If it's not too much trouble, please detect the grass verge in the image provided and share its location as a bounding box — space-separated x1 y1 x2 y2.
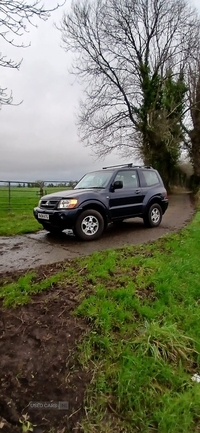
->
0 186 68 235
0 211 41 236
1 212 200 432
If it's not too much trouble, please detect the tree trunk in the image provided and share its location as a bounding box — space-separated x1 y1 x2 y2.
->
189 129 200 182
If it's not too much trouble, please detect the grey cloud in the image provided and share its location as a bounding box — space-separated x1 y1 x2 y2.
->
0 0 136 182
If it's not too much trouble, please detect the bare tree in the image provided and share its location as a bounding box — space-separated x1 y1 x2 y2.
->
60 0 200 176
182 60 200 187
36 179 45 196
0 0 63 107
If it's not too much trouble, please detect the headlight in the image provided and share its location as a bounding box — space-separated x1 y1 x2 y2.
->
58 199 78 209
38 199 41 207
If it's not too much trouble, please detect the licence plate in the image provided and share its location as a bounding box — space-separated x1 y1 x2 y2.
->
38 213 49 220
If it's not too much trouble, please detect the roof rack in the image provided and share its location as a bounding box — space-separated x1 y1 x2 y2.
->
102 163 152 169
102 163 133 169
132 165 153 169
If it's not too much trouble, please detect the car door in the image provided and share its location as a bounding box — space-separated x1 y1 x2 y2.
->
109 169 144 219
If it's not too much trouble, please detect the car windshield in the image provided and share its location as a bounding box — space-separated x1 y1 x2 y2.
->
74 171 112 189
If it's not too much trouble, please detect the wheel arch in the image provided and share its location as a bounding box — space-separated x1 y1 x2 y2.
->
146 196 165 214
80 202 108 227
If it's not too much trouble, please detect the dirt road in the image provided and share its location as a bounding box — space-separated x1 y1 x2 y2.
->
0 192 194 274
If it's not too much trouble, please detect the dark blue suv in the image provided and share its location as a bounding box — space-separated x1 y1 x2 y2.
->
33 164 168 241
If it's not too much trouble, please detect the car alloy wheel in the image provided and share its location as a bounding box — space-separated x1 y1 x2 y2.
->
143 203 162 228
150 207 161 224
81 214 99 236
74 209 104 240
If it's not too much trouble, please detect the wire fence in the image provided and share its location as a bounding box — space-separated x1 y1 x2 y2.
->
0 170 189 213
0 180 77 212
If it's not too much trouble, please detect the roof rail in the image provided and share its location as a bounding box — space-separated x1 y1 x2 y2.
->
102 163 133 169
102 163 153 170
130 165 153 169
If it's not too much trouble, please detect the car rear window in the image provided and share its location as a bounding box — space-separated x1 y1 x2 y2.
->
142 170 160 186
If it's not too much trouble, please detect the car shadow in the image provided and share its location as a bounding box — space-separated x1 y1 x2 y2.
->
44 218 146 244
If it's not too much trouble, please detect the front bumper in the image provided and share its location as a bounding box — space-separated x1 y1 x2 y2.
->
33 207 82 229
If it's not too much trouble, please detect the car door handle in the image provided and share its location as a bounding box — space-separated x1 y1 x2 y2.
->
135 189 140 194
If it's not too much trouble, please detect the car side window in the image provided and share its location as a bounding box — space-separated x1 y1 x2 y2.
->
142 170 160 186
114 170 139 188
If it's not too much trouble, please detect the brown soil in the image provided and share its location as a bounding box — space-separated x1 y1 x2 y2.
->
0 282 90 433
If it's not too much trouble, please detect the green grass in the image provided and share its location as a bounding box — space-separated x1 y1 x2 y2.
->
0 211 41 236
1 213 200 431
0 269 74 307
75 216 200 432
0 186 68 235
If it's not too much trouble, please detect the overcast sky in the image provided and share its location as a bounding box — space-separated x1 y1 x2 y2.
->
0 0 200 182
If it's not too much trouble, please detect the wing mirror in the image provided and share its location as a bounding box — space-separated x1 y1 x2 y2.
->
113 180 123 190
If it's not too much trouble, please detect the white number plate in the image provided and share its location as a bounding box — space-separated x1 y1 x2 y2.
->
38 213 49 220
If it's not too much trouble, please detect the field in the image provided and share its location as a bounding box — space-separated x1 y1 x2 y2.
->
0 185 68 235
0 210 200 432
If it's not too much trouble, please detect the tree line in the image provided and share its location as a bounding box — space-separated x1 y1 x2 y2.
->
16 181 77 188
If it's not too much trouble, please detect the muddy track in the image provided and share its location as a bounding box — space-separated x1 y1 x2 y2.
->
0 192 195 274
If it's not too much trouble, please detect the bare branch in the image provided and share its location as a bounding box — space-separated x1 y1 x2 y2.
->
0 0 65 108
60 0 200 161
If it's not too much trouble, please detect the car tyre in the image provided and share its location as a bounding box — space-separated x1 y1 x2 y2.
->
143 203 162 228
74 209 104 241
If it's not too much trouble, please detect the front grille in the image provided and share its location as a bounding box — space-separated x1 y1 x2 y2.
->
40 198 60 210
